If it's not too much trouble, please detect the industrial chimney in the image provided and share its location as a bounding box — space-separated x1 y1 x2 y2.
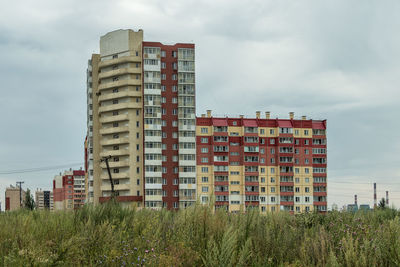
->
374 183 377 208
386 191 389 205
354 195 358 206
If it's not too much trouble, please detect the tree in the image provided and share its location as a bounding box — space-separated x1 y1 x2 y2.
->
378 197 386 209
24 189 35 210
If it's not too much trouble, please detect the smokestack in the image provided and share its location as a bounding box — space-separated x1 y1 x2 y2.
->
206 110 212 118
374 183 377 208
354 195 358 206
265 111 270 119
302 115 307 120
256 111 260 119
386 191 389 205
289 112 294 120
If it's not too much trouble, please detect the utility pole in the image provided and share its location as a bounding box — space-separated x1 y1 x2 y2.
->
16 181 24 207
100 156 115 199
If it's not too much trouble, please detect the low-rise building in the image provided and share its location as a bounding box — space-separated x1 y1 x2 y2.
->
5 185 25 211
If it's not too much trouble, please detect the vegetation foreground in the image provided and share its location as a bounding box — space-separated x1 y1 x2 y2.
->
1 203 399 266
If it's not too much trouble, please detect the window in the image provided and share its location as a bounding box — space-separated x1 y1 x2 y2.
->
113 168 119 173
295 187 300 193
112 99 118 104
271 148 275 154
201 157 208 163
270 129 275 135
295 177 300 183
305 168 310 174
270 168 275 174
305 178 309 183
201 147 208 153
304 130 309 136
260 129 265 134
162 74 166 80
295 168 300 174
161 51 166 57
136 121 139 127
113 122 118 127
271 197 276 203
202 186 208 192
201 127 208 133
161 62 166 69
201 177 208 182
172 74 177 80
294 129 299 135
270 177 275 183
305 197 310 203
201 167 208 173
261 187 265 193
201 137 208 143
271 187 275 193
305 187 310 193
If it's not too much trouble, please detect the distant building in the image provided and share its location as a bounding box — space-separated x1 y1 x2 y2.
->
359 204 371 211
35 190 53 210
347 204 358 212
53 169 85 210
5 185 25 211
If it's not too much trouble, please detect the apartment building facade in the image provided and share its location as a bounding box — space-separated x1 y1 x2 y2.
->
196 111 327 213
5 186 25 211
87 29 196 209
35 190 54 210
53 169 86 210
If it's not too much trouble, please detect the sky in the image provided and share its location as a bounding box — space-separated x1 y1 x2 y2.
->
0 0 399 210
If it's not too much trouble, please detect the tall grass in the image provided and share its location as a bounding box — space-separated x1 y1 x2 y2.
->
0 203 399 266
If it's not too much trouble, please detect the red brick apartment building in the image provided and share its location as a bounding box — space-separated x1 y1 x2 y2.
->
53 169 86 210
196 111 327 213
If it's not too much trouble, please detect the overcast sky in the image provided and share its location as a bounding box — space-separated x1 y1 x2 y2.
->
0 0 399 209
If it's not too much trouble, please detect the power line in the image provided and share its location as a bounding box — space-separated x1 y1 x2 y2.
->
0 163 84 175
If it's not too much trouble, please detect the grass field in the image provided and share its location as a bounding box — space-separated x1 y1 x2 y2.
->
0 202 399 266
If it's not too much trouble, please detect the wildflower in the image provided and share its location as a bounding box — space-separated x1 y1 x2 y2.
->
151 248 154 252
145 250 149 253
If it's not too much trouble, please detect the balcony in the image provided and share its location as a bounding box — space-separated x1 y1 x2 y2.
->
98 91 142 102
100 172 129 180
100 183 130 191
179 195 196 201
99 114 129 124
99 126 129 135
99 56 141 68
98 79 141 91
98 102 141 114
98 68 141 80
99 149 130 157
100 160 130 169
100 137 130 146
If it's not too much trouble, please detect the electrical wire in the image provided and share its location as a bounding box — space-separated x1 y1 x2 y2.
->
0 163 84 175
